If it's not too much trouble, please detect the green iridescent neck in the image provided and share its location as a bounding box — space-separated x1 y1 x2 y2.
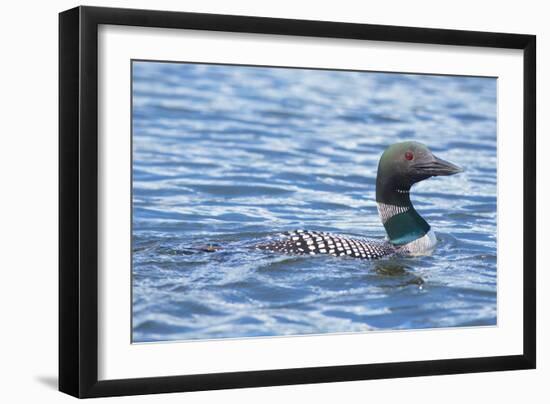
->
382 209 430 245
376 176 430 246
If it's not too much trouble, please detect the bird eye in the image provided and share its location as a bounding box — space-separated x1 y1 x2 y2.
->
405 151 414 161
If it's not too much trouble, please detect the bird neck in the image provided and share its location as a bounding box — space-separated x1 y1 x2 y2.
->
375 178 430 246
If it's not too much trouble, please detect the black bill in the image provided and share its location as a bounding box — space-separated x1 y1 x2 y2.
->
412 155 463 176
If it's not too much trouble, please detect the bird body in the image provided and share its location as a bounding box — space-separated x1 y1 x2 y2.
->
259 230 396 260
258 141 462 260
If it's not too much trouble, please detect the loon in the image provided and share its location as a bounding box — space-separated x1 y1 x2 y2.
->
257 141 463 259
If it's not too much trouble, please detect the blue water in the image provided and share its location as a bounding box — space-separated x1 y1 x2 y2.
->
132 61 497 343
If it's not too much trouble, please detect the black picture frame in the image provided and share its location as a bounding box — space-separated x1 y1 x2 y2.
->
59 5 536 398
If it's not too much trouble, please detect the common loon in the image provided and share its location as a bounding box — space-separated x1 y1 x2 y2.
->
257 141 463 260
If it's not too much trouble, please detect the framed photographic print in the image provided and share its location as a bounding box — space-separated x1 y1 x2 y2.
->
59 6 536 398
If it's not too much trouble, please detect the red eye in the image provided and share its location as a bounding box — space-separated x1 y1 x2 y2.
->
405 151 414 161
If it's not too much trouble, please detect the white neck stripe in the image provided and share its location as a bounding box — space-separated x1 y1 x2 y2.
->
377 202 410 224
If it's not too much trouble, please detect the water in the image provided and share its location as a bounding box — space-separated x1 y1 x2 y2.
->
131 61 497 343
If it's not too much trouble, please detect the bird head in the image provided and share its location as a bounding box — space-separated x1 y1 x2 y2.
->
377 141 463 190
